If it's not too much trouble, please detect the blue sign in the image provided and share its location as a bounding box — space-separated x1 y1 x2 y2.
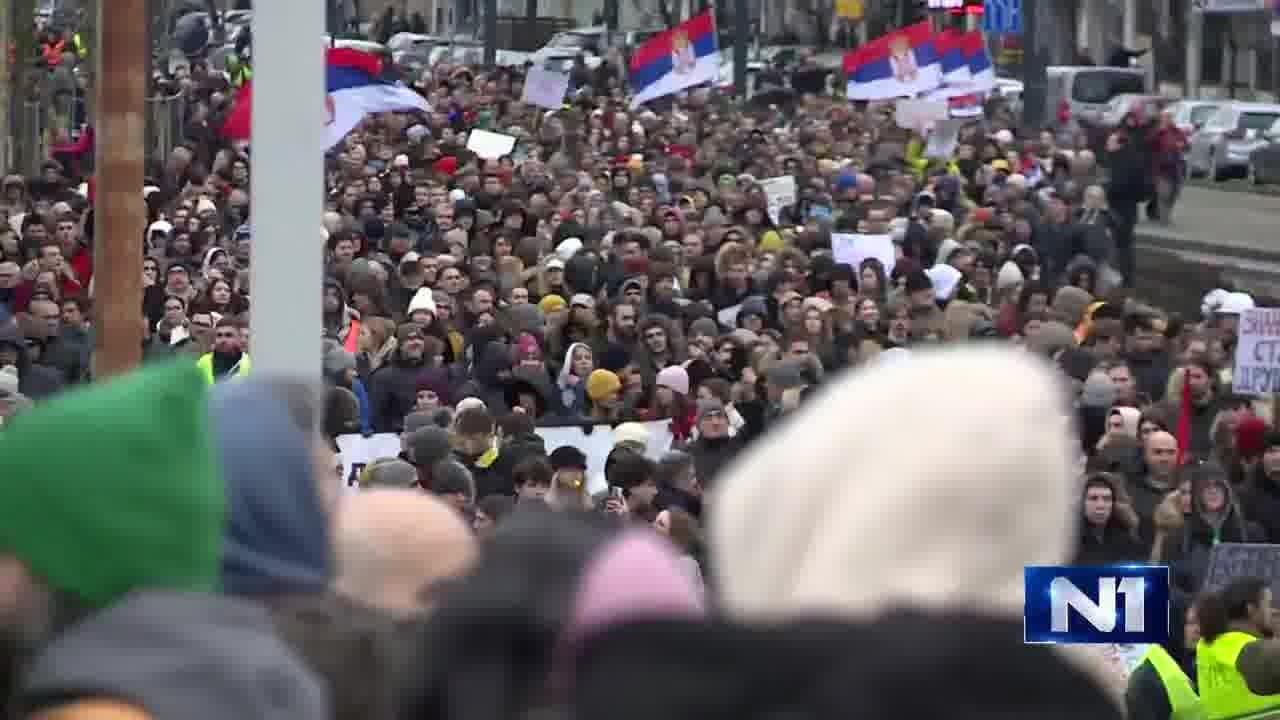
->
1024 565 1170 644
982 0 1023 33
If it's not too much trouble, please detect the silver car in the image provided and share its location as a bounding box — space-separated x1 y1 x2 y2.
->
1187 102 1280 181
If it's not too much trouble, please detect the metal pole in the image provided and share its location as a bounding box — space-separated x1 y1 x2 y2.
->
733 0 748 98
250 0 323 379
483 0 497 66
1020 0 1047 130
93 0 147 378
1187 3 1203 98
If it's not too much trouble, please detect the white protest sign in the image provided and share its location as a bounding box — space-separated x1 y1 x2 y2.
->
831 233 896 276
894 99 949 132
521 66 571 110
717 303 742 329
1234 307 1280 394
335 432 403 494
466 129 517 159
926 118 964 159
334 420 675 496
758 175 797 225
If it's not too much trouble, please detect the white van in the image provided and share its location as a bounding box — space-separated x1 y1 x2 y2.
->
1045 66 1147 128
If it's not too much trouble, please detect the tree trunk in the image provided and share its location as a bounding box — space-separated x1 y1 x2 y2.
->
13 0 36 174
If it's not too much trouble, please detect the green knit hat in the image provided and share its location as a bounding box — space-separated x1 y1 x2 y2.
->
0 362 224 608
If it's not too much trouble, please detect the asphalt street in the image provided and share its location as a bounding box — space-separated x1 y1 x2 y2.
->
1135 185 1280 318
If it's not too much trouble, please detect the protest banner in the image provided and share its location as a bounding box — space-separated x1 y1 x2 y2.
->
759 176 797 225
466 129 517 159
1203 543 1280 600
1234 307 1280 394
831 233 896 275
521 66 570 110
335 419 675 496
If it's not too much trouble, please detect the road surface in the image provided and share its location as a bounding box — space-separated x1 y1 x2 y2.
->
1135 185 1280 318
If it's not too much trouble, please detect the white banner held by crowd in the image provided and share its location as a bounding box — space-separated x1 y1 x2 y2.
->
521 66 571 110
759 175 797 225
1234 307 1280 394
335 420 675 496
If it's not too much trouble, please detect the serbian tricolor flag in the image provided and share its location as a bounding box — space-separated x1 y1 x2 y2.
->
220 48 430 150
935 29 972 87
843 22 941 101
629 10 720 109
926 31 994 100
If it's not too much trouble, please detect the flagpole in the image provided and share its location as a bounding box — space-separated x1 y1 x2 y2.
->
250 0 324 383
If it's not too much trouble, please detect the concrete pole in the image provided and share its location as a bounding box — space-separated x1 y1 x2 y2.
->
1123 0 1137 54
249 0 323 379
93 0 147 378
1187 3 1202 98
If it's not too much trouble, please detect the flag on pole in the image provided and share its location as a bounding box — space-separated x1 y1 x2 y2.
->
221 48 430 149
843 22 943 100
629 10 721 109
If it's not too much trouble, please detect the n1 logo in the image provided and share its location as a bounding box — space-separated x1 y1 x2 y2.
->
1024 565 1170 644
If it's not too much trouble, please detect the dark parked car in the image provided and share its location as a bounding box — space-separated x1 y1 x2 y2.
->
1248 118 1280 185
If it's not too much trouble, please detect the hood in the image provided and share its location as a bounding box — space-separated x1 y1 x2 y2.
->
559 342 592 388
572 613 1122 720
19 590 327 720
475 341 515 388
505 366 554 416
200 246 227 277
712 347 1075 621
709 346 1123 704
210 378 332 597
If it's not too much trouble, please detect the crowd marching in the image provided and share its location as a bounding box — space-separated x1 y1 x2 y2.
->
4 5 1280 720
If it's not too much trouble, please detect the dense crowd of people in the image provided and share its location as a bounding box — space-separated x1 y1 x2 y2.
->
5 7 1280 720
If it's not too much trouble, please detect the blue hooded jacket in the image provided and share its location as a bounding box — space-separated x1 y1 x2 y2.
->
209 378 332 596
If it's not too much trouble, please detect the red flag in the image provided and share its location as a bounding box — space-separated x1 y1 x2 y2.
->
220 81 252 141
1175 372 1192 465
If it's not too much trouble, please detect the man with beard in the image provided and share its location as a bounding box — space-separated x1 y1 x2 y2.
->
0 363 325 719
369 322 430 433
195 316 251 384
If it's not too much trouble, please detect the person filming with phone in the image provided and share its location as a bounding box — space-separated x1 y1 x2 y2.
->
600 449 659 522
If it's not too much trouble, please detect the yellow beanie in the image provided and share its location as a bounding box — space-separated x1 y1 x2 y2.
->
586 369 622 402
539 294 567 313
758 229 784 252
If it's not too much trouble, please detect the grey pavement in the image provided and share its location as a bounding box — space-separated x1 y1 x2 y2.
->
1138 185 1280 262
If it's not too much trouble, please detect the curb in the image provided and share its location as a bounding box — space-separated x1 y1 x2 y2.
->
1136 228 1280 266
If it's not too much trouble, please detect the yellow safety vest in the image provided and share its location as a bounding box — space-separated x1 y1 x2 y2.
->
1140 644 1206 720
195 352 252 384
1197 631 1280 720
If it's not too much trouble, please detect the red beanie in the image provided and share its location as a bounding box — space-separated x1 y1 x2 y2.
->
1236 416 1269 461
432 156 458 177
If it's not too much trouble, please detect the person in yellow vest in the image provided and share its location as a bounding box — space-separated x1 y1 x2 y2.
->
1196 576 1280 719
1127 592 1206 720
196 317 251 384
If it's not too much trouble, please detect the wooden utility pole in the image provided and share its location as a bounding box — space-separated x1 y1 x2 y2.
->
0 1 11 174
93 0 147 378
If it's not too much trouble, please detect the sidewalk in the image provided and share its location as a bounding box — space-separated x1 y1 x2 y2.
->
1137 185 1280 263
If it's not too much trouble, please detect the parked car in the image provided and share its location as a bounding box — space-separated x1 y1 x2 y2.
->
1093 93 1170 130
1247 118 1280 185
1045 65 1147 129
1187 102 1280 181
1166 99 1224 137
